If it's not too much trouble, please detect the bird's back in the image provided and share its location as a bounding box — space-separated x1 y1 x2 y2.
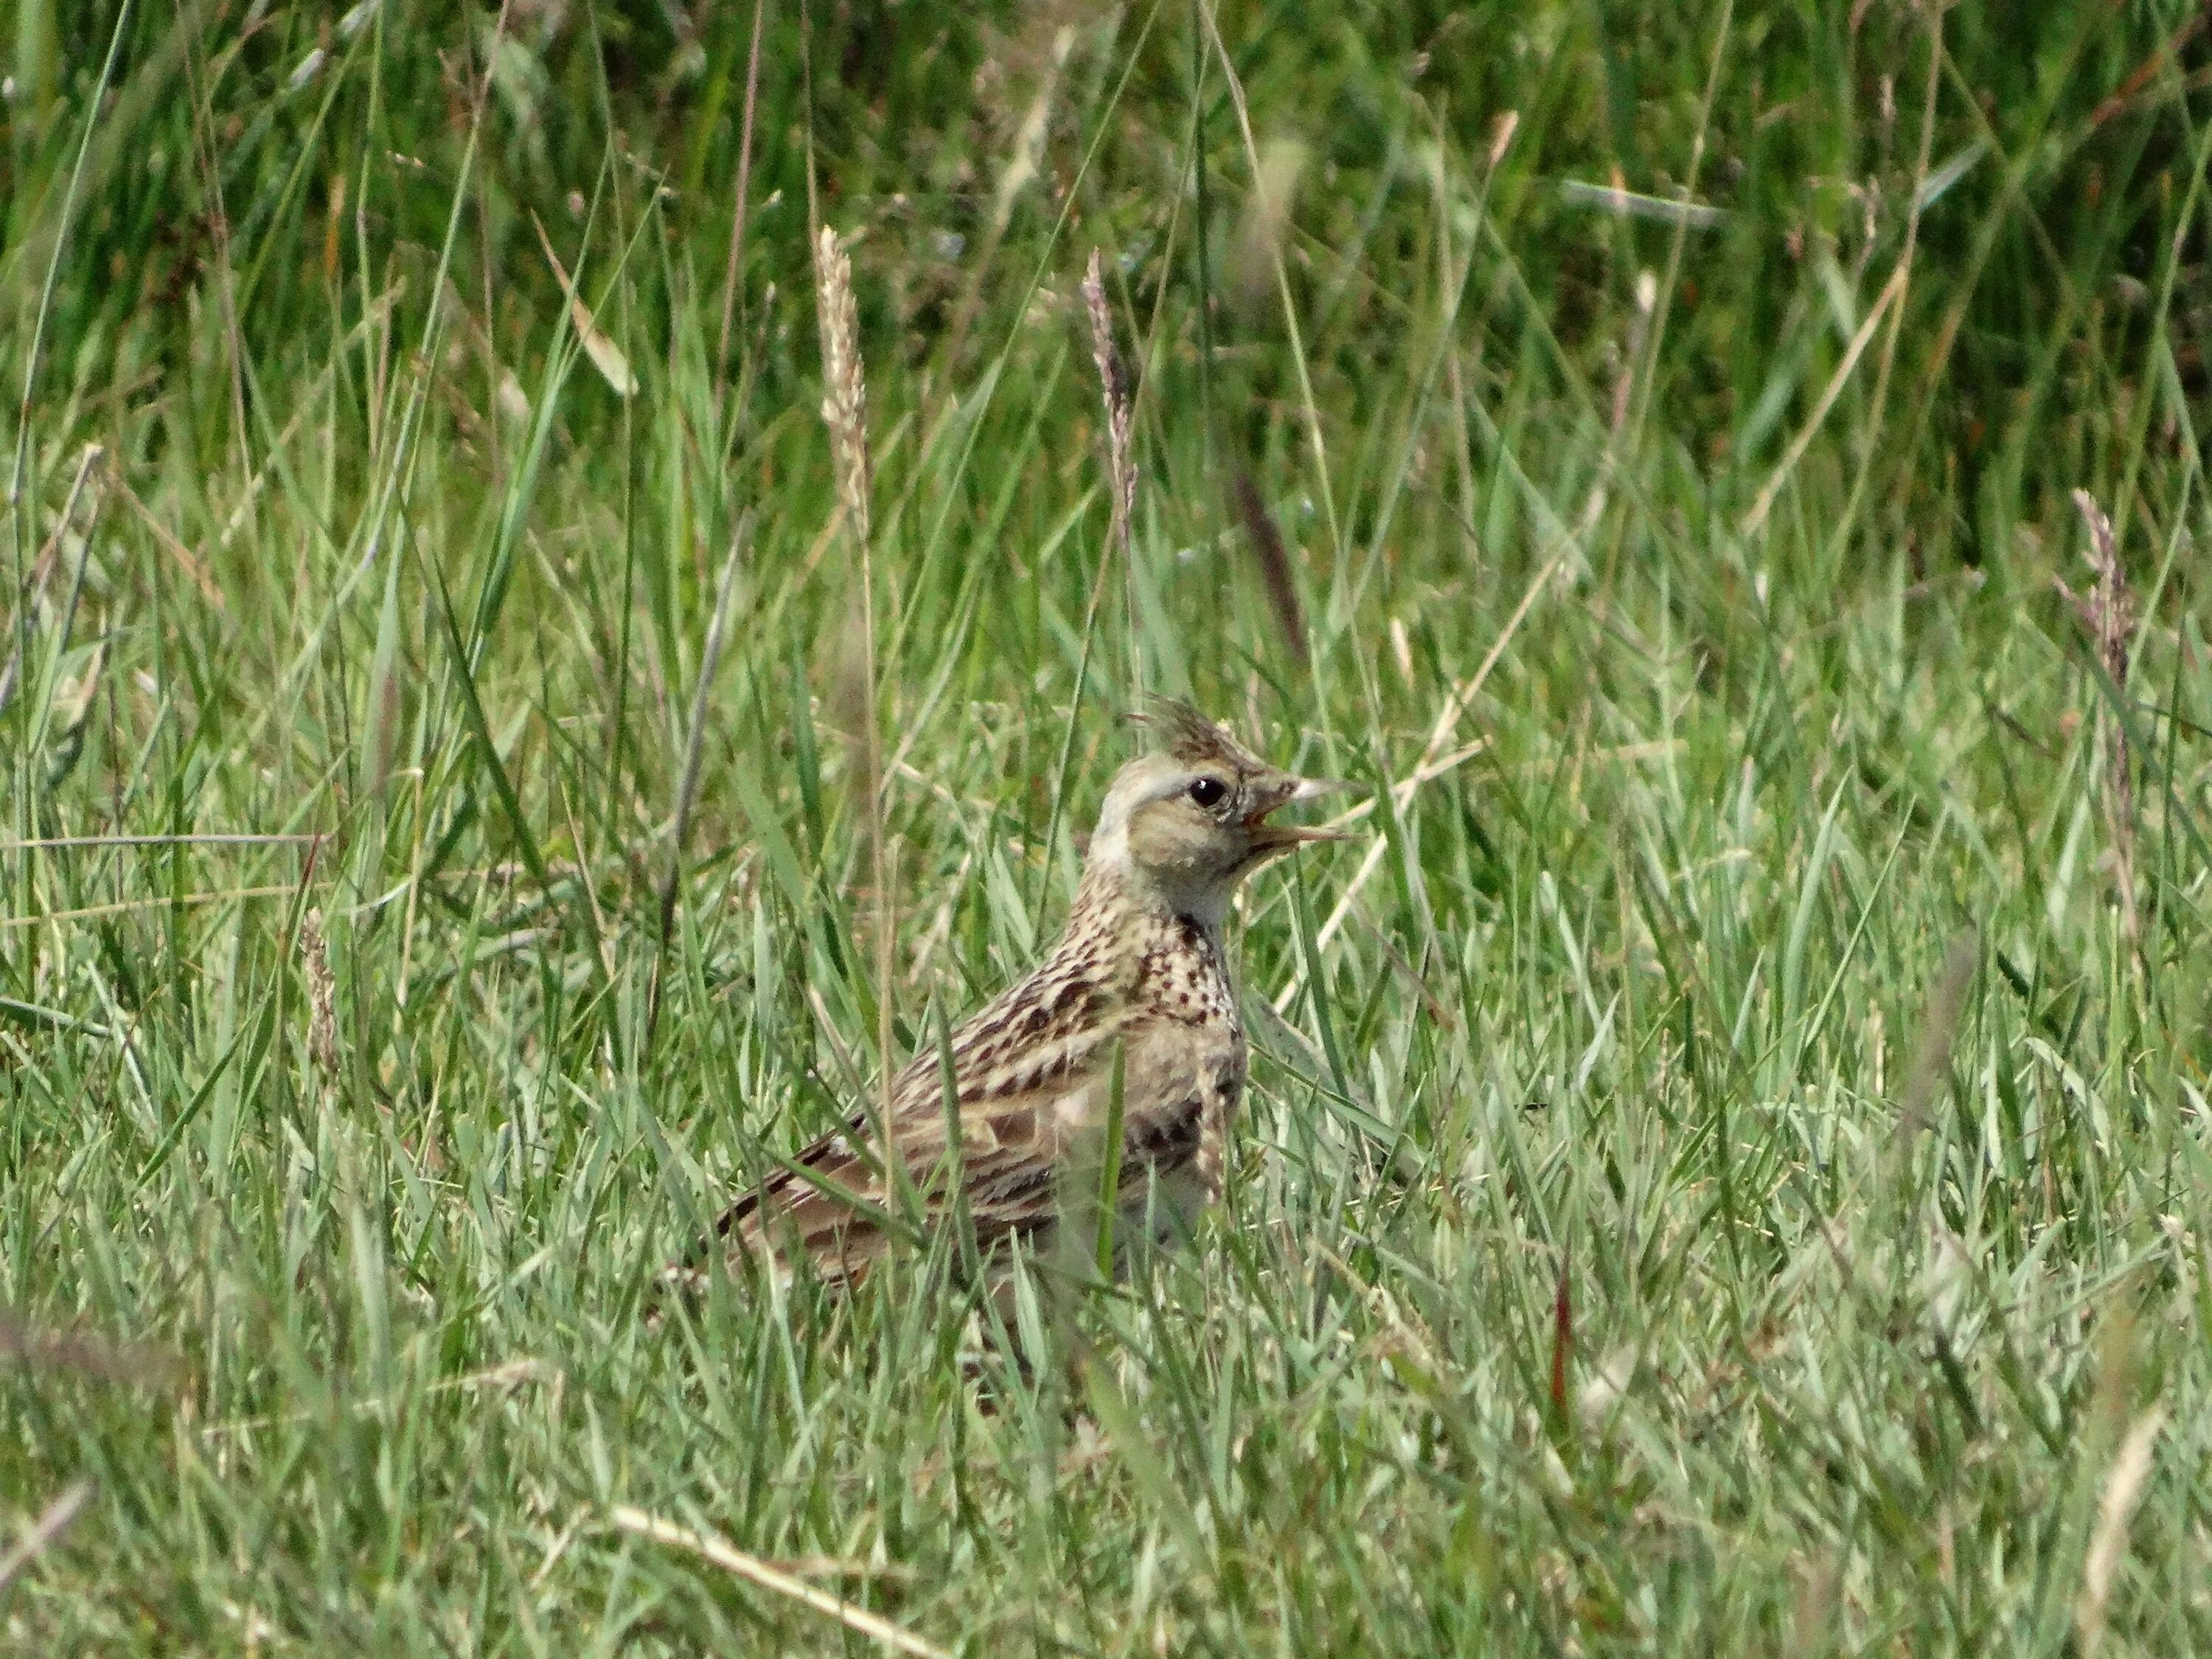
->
708 891 1245 1284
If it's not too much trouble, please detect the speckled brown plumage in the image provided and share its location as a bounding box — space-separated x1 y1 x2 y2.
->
668 701 1342 1291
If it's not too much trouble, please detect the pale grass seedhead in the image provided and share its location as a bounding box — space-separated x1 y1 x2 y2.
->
2073 1301 2162 1654
814 225 872 547
2062 488 2141 943
1081 248 1136 563
1790 1552 1842 1655
989 25 1076 229
1486 109 1520 170
302 905 340 1084
813 220 894 1165
2064 489 2138 698
1575 1343 1637 1430
2076 1404 2166 1653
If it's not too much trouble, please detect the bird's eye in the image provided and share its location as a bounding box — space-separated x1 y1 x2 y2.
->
1187 776 1227 809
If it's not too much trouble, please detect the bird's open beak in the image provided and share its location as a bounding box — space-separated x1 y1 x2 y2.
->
1245 774 1353 850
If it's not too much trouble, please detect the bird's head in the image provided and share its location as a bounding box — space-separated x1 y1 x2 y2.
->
1085 700 1346 928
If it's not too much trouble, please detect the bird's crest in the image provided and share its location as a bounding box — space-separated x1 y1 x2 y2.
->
1133 698 1267 774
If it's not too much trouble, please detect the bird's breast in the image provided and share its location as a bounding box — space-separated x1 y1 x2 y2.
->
1134 916 1240 1033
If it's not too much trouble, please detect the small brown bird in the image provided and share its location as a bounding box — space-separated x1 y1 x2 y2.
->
672 701 1343 1292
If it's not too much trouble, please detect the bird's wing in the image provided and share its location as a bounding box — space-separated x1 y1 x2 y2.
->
694 962 1118 1277
742 1024 1231 1275
684 946 1236 1286
707 1086 1065 1283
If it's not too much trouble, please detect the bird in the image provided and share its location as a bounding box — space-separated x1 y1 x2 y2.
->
667 700 1344 1295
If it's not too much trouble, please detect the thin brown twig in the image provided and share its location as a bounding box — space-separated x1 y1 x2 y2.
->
2090 5 2211 131
1229 470 1307 669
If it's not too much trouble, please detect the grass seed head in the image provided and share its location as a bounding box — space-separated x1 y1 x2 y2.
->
2063 489 2143 940
1082 248 1137 560
814 225 872 548
301 906 341 1084
2064 489 2137 690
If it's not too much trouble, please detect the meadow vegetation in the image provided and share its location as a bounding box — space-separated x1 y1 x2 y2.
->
3 0 2211 1650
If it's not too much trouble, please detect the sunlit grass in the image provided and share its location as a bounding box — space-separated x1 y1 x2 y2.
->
3 1 2209 1652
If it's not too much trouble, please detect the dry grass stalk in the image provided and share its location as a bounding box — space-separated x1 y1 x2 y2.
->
301 906 340 1084
0 1478 94 1594
531 215 636 398
1270 541 1570 1011
1739 258 1907 538
609 1505 950 1659
2076 1405 2166 1652
1228 470 1307 669
1081 248 1136 565
1487 110 1520 170
813 224 896 1170
2061 489 2141 945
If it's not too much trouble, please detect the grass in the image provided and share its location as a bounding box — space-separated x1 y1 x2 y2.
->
4 0 2211 1650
